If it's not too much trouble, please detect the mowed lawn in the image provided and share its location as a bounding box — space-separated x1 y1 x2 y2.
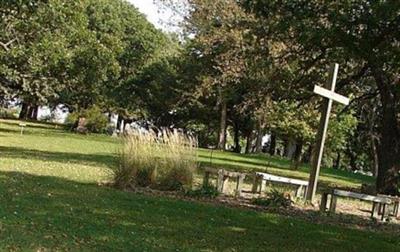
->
0 119 398 251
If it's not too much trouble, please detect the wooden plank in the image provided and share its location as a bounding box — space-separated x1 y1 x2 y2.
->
256 172 308 186
313 85 350 105
333 189 392 204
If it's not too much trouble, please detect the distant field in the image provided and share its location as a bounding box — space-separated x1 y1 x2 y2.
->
0 119 396 251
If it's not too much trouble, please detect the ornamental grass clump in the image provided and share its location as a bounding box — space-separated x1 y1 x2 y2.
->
114 128 198 191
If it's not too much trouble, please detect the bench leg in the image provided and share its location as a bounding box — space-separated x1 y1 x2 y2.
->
295 186 303 198
235 175 244 197
394 202 400 218
303 186 308 199
329 195 337 214
203 172 210 187
260 180 266 194
378 203 383 215
251 175 261 193
371 202 380 219
320 193 328 212
381 204 389 222
217 170 224 193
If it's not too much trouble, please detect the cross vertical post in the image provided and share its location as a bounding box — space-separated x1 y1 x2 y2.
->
306 63 349 202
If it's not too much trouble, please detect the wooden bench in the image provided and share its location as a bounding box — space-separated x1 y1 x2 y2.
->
251 172 309 199
320 189 392 221
203 167 246 197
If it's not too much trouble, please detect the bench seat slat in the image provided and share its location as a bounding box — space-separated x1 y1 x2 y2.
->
333 189 392 204
256 172 308 186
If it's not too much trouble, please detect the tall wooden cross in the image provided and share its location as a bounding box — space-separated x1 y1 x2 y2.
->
306 63 350 202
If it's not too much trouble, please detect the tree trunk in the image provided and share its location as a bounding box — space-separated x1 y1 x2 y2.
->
309 145 317 168
333 152 341 169
254 120 264 153
217 96 227 151
268 133 276 156
372 68 400 195
303 145 312 164
284 138 297 159
30 105 39 120
233 120 241 153
291 141 303 170
370 137 379 177
116 114 125 134
27 106 34 119
283 139 289 156
19 102 30 120
347 149 357 171
245 132 253 154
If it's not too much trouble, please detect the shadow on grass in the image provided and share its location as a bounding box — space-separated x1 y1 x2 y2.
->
0 121 121 145
0 119 64 130
0 127 20 134
0 146 117 168
0 171 398 251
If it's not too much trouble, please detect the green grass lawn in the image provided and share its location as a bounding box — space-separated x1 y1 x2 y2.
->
0 119 398 251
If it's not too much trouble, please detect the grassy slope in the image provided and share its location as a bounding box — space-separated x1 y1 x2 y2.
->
0 119 398 251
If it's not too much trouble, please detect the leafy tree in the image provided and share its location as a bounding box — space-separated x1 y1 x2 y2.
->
245 0 400 194
181 0 257 150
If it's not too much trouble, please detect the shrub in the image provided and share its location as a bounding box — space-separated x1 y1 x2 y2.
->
185 185 219 199
252 189 293 208
66 106 108 133
65 112 78 129
84 106 108 133
114 128 198 191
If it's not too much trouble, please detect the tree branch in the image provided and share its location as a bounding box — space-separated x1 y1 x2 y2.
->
0 38 17 51
338 89 379 116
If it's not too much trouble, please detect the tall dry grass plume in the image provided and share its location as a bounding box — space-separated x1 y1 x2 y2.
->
114 128 198 190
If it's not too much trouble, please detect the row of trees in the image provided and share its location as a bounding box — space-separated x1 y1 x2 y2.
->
0 0 176 120
153 0 399 194
1 0 399 194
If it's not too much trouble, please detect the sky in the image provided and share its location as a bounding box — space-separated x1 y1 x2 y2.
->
127 0 180 32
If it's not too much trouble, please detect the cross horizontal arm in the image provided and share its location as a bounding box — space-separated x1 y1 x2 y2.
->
313 85 350 105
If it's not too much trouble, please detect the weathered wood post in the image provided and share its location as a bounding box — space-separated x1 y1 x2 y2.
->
217 169 225 193
306 64 350 202
19 123 26 135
